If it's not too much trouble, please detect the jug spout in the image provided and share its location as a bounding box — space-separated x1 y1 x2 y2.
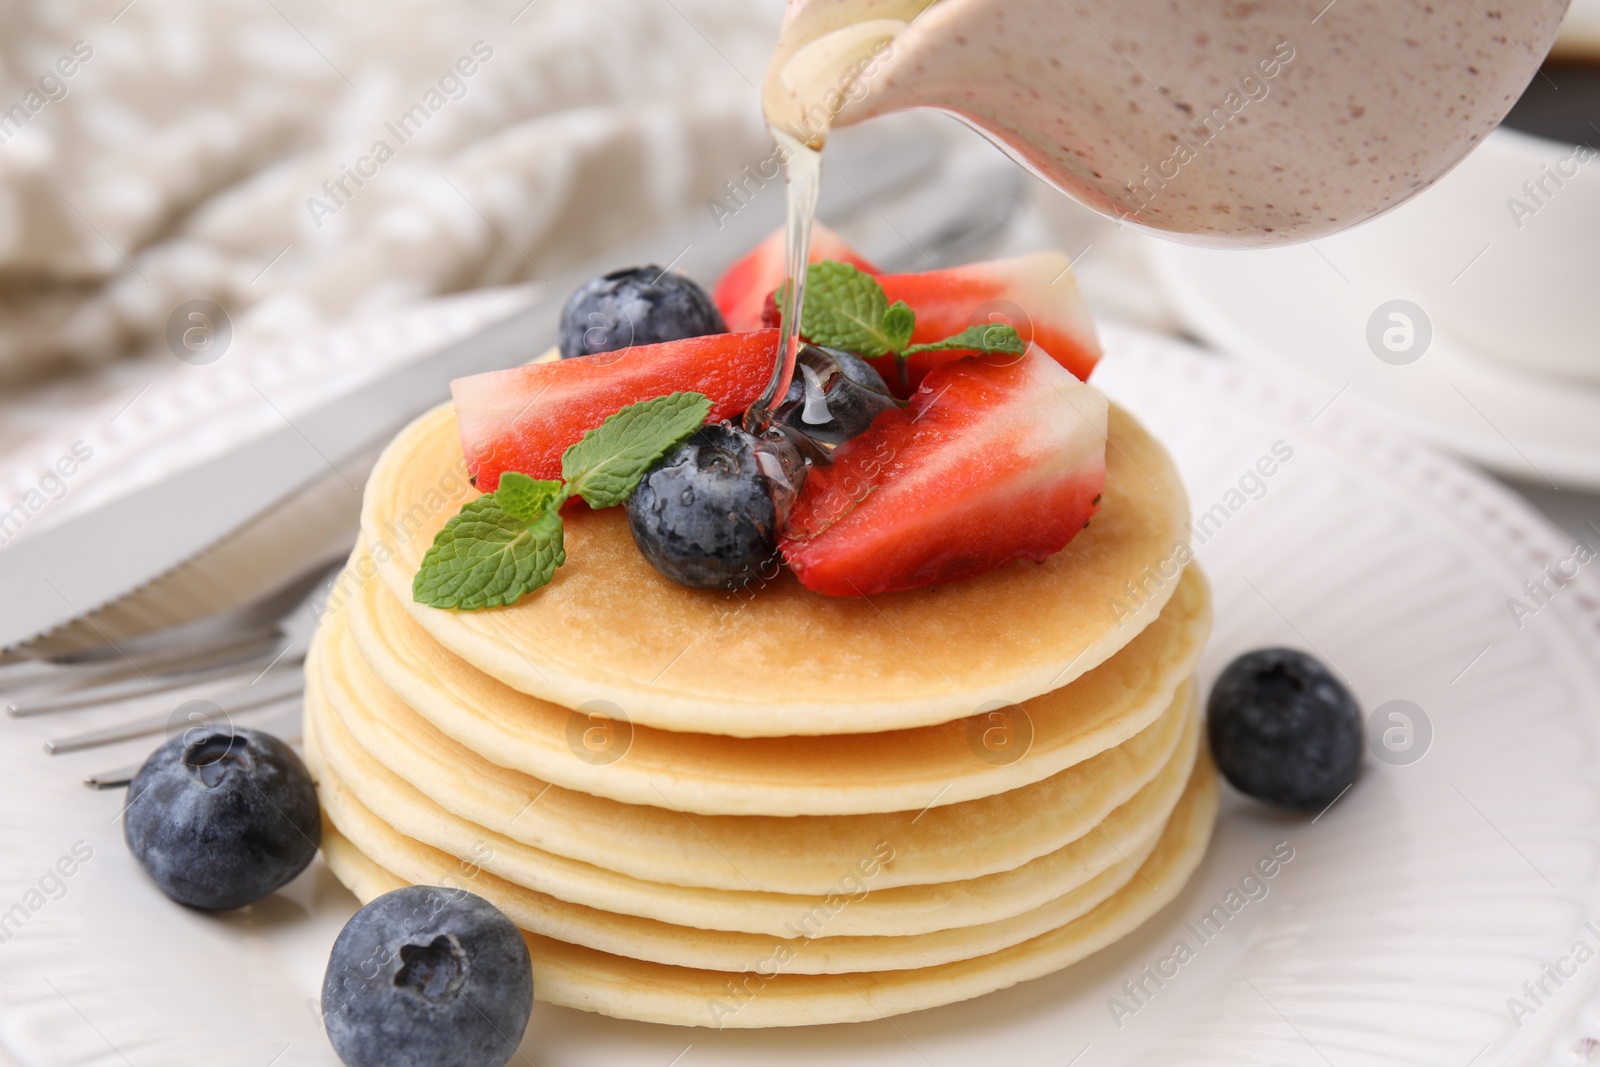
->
764 0 936 149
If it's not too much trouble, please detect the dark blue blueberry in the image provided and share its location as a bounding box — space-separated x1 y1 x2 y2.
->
626 423 779 589
557 266 726 359
1207 648 1363 810
322 886 533 1067
123 727 320 911
774 344 898 449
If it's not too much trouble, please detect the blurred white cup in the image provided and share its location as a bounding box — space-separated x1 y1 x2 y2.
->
1353 125 1600 381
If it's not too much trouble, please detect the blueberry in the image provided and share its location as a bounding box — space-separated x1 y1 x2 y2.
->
626 423 779 589
775 344 897 449
557 266 726 359
123 727 320 910
322 886 533 1067
1207 648 1363 810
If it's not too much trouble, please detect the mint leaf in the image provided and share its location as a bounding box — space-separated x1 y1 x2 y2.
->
415 393 708 611
882 301 915 352
495 472 564 523
801 261 900 358
904 323 1026 357
793 260 1028 367
562 391 711 508
412 496 566 610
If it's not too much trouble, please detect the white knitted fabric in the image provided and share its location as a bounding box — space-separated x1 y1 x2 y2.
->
0 0 780 378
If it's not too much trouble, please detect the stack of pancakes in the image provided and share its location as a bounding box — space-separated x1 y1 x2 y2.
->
304 399 1216 1028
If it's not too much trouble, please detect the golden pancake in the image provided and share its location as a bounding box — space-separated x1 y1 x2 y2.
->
339 559 1210 815
310 778 1156 975
356 401 1191 736
305 682 1200 939
317 747 1218 1027
316 603 1190 892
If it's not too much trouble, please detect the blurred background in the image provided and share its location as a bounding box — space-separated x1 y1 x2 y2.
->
0 0 784 438
0 0 1597 546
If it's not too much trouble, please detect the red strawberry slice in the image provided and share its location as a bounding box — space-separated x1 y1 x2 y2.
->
867 252 1102 393
780 347 1107 597
736 249 1101 394
713 223 878 331
453 330 776 492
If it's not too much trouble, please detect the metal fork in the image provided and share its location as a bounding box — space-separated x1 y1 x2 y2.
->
4 555 343 788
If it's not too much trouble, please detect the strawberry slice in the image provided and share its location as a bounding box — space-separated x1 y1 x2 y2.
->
738 249 1101 394
780 347 1108 597
868 252 1102 392
713 223 878 331
453 330 775 492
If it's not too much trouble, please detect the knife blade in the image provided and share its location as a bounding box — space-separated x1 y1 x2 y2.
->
0 125 947 653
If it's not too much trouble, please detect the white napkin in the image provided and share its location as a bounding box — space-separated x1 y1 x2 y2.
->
0 0 781 378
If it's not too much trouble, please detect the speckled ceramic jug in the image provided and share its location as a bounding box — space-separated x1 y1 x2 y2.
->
765 0 1570 246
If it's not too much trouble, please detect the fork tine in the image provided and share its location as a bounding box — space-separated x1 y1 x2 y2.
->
83 706 306 790
83 762 146 790
46 671 304 755
8 639 294 717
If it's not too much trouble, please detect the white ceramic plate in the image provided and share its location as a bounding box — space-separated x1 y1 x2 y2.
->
4 311 1600 1067
1146 232 1600 494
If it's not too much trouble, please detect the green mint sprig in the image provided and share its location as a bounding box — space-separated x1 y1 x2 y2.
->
801 260 915 358
797 261 1025 388
413 391 711 610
